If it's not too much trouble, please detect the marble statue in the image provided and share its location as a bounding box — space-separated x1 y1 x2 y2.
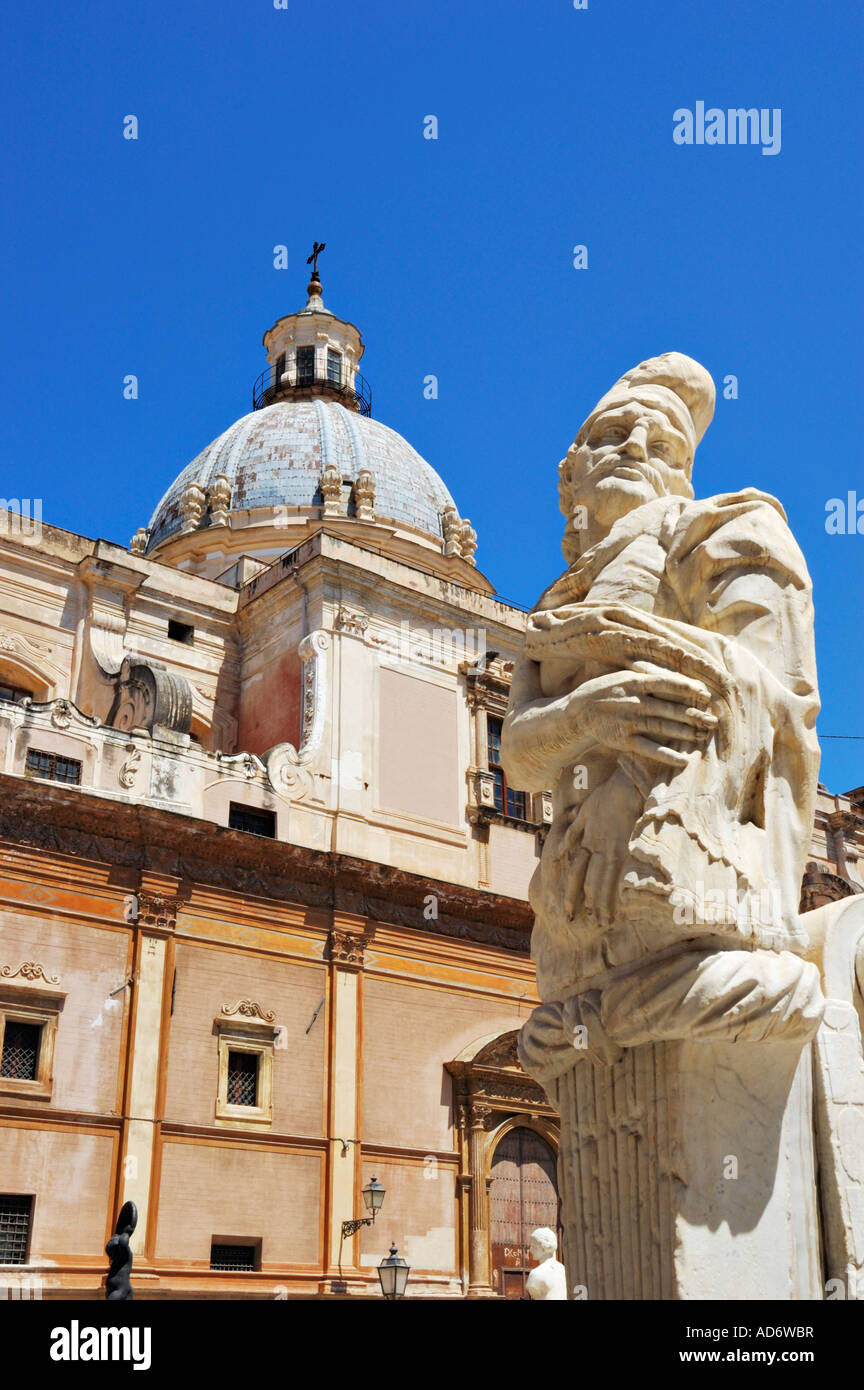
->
503 354 838 1299
526 1227 567 1300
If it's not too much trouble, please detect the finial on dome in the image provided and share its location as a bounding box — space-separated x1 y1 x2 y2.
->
306 240 326 301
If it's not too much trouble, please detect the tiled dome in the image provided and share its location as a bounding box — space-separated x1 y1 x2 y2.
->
146 398 457 553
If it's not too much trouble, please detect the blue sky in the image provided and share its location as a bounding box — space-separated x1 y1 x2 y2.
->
1 0 861 790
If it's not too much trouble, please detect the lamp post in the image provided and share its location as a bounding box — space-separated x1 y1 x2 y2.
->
340 1175 385 1240
377 1244 410 1300
338 1176 386 1276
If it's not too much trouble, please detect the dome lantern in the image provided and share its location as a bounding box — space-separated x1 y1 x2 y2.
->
254 245 371 416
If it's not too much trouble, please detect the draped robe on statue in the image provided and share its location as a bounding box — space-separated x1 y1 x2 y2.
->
515 486 822 1061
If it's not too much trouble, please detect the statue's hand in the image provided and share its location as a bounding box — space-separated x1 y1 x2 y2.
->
564 668 717 769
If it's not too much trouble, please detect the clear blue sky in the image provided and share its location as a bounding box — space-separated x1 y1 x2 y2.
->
1 0 861 790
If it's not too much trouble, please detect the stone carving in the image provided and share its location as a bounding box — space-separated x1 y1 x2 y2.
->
335 606 370 637
1 961 60 984
503 353 827 1299
320 464 343 518
106 655 192 737
265 629 330 801
105 1201 137 1301
353 468 375 522
327 928 371 971
459 519 477 565
208 473 232 526
221 999 276 1022
809 895 864 1299
118 742 141 789
129 529 149 556
526 1228 567 1301
179 481 206 534
441 505 462 558
135 893 183 932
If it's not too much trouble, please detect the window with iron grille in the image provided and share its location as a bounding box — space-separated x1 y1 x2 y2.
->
0 682 32 704
210 1241 257 1272
228 802 276 838
227 1050 258 1107
0 1195 33 1265
487 716 527 820
25 748 82 786
296 345 315 384
0 1022 41 1081
327 348 342 385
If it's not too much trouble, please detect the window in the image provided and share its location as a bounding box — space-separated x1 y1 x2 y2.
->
327 348 342 385
227 1050 258 1107
296 345 315 384
215 1007 277 1128
0 981 64 1102
167 619 194 644
24 749 82 785
0 682 32 704
0 1195 33 1265
228 803 276 838
210 1241 258 1272
487 716 526 820
0 1021 41 1081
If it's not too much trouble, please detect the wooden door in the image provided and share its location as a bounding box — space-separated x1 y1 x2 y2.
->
489 1127 559 1299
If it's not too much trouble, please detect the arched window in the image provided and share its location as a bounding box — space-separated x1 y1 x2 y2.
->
490 1126 560 1299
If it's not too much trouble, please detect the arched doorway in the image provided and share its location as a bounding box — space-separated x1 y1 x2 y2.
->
490 1126 559 1299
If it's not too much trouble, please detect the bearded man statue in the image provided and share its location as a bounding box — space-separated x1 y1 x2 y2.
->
501 354 830 1300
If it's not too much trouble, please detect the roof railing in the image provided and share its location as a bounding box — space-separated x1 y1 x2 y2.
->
252 363 372 416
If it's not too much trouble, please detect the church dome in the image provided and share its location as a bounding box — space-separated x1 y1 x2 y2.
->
145 398 457 553
134 256 478 574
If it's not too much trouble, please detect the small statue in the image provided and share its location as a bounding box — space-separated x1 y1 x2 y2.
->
105 1200 137 1300
526 1226 567 1300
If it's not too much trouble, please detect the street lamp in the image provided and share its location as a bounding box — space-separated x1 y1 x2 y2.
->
341 1176 386 1240
377 1243 410 1300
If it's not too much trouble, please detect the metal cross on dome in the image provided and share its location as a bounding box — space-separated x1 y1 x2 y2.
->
306 241 326 275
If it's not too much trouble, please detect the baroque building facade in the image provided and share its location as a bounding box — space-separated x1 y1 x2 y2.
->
0 269 859 1298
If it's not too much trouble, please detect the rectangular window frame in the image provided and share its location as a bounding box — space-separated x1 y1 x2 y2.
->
486 715 527 821
0 984 64 1102
228 802 276 838
209 1237 261 1272
295 345 315 384
0 1194 34 1267
326 348 342 385
24 748 82 786
215 1016 276 1129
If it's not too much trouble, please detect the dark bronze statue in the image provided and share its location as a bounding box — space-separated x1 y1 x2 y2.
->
105 1200 137 1301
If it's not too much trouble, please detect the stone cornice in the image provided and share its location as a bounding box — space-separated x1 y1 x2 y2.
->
0 774 533 953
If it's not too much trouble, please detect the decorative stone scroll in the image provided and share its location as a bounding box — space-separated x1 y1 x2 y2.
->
265 629 330 802
221 999 276 1022
1 961 60 985
106 655 193 738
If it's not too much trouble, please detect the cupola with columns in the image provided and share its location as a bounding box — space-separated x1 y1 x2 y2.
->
132 247 486 590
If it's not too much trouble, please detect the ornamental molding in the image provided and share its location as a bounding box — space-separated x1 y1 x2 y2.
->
134 892 185 932
15 697 100 731
326 927 373 971
221 999 276 1022
119 742 141 789
265 629 330 802
334 606 370 638
0 961 60 985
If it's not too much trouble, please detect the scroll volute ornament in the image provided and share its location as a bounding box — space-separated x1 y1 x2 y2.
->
106 656 192 736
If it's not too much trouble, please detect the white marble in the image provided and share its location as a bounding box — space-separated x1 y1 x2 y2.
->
504 354 830 1299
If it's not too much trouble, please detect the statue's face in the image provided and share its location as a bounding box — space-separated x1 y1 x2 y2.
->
530 1231 556 1261
561 401 693 541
